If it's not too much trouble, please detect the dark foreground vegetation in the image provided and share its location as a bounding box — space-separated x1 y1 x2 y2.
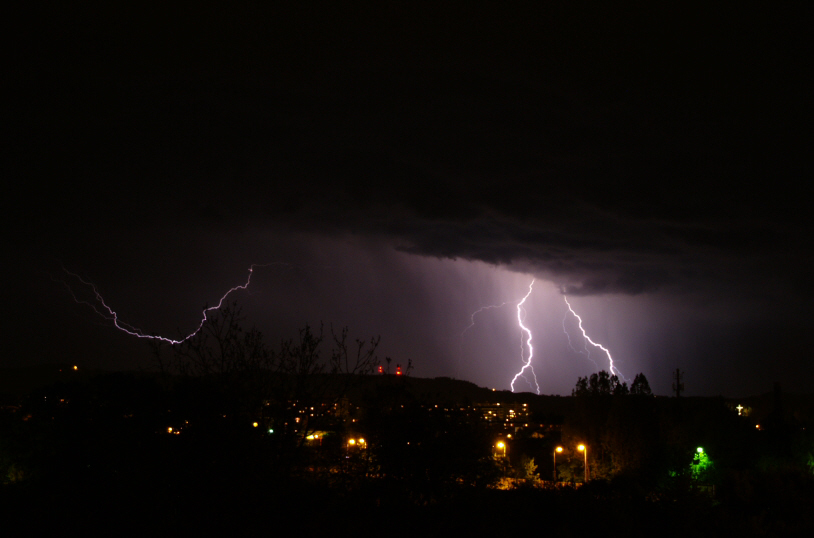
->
3 308 814 536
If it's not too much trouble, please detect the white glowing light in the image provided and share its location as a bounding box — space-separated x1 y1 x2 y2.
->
59 264 282 345
562 311 599 369
563 296 627 381
510 280 540 394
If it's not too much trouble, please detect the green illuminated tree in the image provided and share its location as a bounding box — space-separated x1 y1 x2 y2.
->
691 448 714 482
518 455 538 480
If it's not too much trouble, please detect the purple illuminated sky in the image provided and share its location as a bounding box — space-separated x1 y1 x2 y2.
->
4 3 812 397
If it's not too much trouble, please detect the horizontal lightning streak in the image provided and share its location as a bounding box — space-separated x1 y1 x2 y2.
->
457 302 509 378
461 302 509 338
60 264 277 345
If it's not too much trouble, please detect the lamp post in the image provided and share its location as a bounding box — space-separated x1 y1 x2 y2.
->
496 441 506 458
578 444 588 483
553 446 563 481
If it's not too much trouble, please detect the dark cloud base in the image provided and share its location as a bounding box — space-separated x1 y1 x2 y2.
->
4 3 812 397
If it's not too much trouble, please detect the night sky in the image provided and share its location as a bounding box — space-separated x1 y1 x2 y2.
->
4 2 812 397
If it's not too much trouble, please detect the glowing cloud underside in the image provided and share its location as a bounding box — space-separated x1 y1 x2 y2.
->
563 296 627 381
60 264 272 345
62 262 622 393
511 279 540 394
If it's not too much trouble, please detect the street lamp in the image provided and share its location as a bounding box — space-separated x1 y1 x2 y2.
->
553 446 563 482
577 444 588 483
496 441 506 458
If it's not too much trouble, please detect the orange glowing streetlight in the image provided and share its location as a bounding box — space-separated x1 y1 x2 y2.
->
496 440 506 458
577 444 588 482
553 446 563 481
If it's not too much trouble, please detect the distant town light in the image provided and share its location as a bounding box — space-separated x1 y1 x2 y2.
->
73 365 78 370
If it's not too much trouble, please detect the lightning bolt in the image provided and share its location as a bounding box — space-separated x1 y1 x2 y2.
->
59 263 280 345
562 310 599 369
456 301 508 378
461 303 509 339
563 296 627 381
510 279 540 395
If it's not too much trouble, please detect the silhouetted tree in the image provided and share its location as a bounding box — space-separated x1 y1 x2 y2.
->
150 303 381 475
567 371 614 478
611 375 628 396
572 376 589 396
630 373 652 396
590 370 612 395
567 370 655 478
603 392 661 479
574 370 627 396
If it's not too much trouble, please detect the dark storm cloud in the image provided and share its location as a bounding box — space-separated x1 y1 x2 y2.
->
5 3 812 395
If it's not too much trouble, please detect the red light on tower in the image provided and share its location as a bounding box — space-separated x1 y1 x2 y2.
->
396 365 402 375
378 365 383 374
